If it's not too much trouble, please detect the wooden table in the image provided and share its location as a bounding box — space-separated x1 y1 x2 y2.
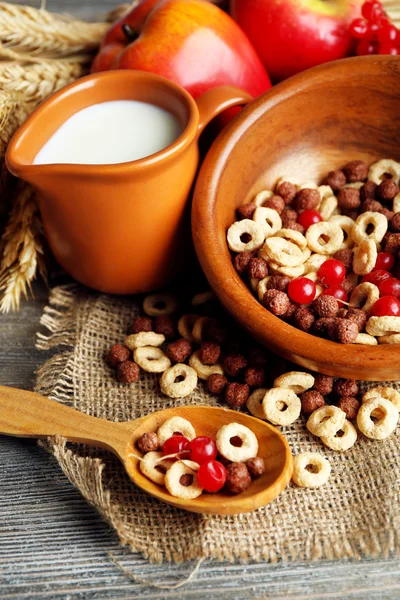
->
1 1 400 598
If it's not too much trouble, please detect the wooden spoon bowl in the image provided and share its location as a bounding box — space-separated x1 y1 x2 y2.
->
0 386 293 515
192 55 400 381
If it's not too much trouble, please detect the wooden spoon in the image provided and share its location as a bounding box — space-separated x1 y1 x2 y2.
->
0 385 293 515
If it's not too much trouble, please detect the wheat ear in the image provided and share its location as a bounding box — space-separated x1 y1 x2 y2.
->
0 183 46 313
0 2 108 58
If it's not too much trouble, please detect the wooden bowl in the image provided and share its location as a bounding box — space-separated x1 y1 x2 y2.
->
192 56 400 381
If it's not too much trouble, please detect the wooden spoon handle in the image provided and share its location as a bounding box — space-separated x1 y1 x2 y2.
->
0 386 130 456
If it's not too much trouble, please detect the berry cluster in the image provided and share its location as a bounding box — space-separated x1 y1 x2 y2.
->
350 0 400 56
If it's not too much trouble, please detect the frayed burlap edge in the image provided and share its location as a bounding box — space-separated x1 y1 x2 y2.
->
34 285 400 564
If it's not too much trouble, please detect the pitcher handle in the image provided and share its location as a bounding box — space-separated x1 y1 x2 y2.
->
195 86 253 135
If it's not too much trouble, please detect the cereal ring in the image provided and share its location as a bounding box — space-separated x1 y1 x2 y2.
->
189 350 224 380
216 422 258 462
318 185 334 200
344 182 363 190
300 181 318 190
177 314 200 341
262 388 301 426
134 347 171 373
302 246 312 262
268 261 305 278
320 420 357 451
292 452 331 488
249 277 260 293
192 316 209 344
329 215 355 249
227 219 265 252
352 240 378 276
393 192 400 214
319 195 338 221
349 282 379 315
303 253 327 273
253 207 282 239
143 293 178 317
368 158 400 185
307 405 346 437
352 211 388 245
254 190 274 207
353 333 378 345
139 451 174 485
165 460 203 499
357 398 399 440
275 228 307 250
304 270 318 282
191 291 215 306
306 222 344 255
275 176 299 190
378 333 400 344
160 364 198 398
362 386 400 410
366 316 400 336
125 331 165 350
157 416 196 445
273 371 315 394
262 237 304 267
246 388 268 419
257 277 271 302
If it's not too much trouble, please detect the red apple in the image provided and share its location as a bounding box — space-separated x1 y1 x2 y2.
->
92 0 271 99
230 0 364 82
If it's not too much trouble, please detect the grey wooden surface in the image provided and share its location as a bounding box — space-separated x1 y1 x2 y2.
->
1 1 400 598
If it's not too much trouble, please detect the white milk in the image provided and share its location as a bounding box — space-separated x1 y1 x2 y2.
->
33 100 183 165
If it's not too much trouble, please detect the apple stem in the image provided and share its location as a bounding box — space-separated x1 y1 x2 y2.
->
121 23 138 43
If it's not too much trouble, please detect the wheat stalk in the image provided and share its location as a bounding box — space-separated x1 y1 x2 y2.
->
0 183 46 313
0 2 108 58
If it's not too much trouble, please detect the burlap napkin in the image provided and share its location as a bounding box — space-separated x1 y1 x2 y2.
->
35 284 400 563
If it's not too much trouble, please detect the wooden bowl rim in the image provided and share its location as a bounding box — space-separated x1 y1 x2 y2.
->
192 56 400 378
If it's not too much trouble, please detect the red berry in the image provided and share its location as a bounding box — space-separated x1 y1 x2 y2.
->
321 285 348 304
377 21 397 43
378 43 399 55
357 39 378 55
362 269 392 285
372 295 400 316
197 460 227 493
189 436 217 464
318 259 346 285
297 209 323 230
350 17 369 38
362 0 383 22
163 435 190 458
373 252 395 272
288 277 316 304
379 277 400 298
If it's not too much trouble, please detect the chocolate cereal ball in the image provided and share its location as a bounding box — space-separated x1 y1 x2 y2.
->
199 341 221 365
107 343 131 369
361 199 383 213
313 295 339 318
225 382 250 407
293 307 315 332
277 181 297 204
337 187 361 210
343 160 368 182
360 180 377 201
346 308 367 332
333 249 353 271
246 457 266 478
223 353 248 377
313 374 334 396
244 367 266 388
390 213 400 233
337 396 360 420
234 251 253 275
325 170 346 191
236 201 256 220
136 432 159 453
336 319 359 344
154 315 176 339
268 276 291 292
131 316 153 334
207 373 228 395
263 289 290 316
225 463 252 494
166 338 193 363
294 188 320 211
334 378 359 397
377 179 399 202
263 194 285 214
248 257 268 279
300 390 325 415
117 361 139 384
